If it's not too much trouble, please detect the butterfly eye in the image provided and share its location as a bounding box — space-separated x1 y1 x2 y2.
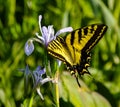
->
73 65 77 69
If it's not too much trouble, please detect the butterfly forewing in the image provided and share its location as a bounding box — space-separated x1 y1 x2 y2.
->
47 36 74 65
63 24 107 65
81 24 108 53
65 24 107 53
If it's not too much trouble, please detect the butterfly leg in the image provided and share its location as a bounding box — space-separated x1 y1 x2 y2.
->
74 74 81 87
71 70 81 87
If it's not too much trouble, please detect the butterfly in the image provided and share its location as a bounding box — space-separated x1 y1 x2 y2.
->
47 24 108 87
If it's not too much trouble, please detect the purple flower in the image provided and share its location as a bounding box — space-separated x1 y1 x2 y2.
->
24 15 73 56
24 39 34 56
19 65 52 100
32 66 46 88
32 66 53 100
19 65 32 84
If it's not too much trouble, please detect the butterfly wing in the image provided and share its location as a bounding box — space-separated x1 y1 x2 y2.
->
47 36 74 66
64 24 107 65
47 24 108 75
47 24 107 86
65 24 108 53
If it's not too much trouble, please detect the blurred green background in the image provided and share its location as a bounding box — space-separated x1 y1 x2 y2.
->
0 0 120 107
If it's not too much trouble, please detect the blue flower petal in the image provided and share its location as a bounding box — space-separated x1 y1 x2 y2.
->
39 68 46 75
36 66 41 71
24 40 34 56
55 27 73 37
35 66 46 76
42 26 48 43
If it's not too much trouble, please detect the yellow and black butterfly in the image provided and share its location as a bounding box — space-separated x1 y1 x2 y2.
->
47 24 108 87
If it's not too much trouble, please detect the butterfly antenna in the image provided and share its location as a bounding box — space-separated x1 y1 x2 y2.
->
85 69 94 79
87 72 96 82
86 71 97 84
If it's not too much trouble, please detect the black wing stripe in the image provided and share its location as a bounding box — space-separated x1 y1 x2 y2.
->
48 50 65 61
78 29 82 43
70 31 75 45
50 37 64 50
82 25 108 52
83 27 88 36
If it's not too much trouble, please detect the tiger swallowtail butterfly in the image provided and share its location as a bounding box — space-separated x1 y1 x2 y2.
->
47 24 108 87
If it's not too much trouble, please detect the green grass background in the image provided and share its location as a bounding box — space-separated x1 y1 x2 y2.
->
0 0 120 107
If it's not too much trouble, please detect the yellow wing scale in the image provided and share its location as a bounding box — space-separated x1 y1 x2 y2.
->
48 36 74 65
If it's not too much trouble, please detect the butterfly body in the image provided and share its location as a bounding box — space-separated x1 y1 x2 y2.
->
47 24 108 86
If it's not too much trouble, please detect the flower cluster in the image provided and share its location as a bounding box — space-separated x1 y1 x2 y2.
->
23 15 73 100
24 15 73 56
19 65 52 100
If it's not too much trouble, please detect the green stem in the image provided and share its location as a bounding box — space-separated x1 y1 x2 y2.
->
29 95 34 107
44 48 59 106
55 70 59 107
44 49 48 72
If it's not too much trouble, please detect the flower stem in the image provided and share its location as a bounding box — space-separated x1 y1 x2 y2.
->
44 48 59 106
55 70 59 107
29 95 34 107
44 49 49 75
